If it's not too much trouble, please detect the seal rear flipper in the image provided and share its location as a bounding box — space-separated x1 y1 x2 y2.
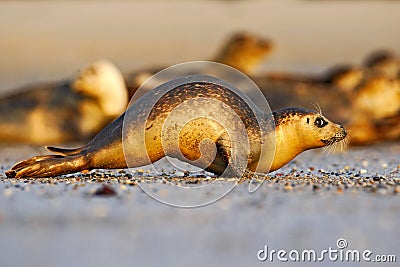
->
5 155 87 178
46 146 84 156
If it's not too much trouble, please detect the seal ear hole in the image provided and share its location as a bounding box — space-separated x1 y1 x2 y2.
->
306 118 310 124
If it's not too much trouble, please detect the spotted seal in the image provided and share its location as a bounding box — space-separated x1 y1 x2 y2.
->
6 80 346 178
364 50 400 79
213 31 273 74
0 59 127 144
125 32 273 99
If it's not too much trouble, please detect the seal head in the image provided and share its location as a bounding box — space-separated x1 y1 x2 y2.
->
73 59 128 117
270 108 347 172
214 31 273 74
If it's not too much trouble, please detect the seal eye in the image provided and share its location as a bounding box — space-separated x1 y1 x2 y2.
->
314 117 328 128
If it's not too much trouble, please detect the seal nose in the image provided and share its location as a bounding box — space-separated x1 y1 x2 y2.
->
340 125 347 137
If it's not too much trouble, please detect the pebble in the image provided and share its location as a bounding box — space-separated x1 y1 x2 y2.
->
361 160 369 167
174 171 185 177
394 186 400 194
359 169 368 174
284 184 293 191
3 188 13 198
119 184 128 191
93 184 117 197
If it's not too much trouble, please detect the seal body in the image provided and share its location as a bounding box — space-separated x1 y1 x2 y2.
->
125 31 272 99
6 80 346 178
364 50 400 79
346 77 400 145
213 32 273 74
256 76 399 146
0 60 127 144
254 53 400 145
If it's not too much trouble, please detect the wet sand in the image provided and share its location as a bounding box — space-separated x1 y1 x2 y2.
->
0 143 399 267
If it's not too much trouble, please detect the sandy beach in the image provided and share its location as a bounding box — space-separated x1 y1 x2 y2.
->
1 143 399 267
0 1 399 266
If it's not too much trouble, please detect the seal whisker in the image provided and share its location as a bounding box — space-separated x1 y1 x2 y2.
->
326 136 348 154
323 141 334 154
311 102 322 115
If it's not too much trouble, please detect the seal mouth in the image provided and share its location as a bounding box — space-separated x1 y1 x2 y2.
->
321 128 347 145
321 136 344 145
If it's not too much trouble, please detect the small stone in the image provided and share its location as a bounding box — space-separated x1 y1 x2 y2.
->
359 169 367 174
119 184 128 191
373 176 381 181
3 188 13 198
93 184 117 197
382 163 388 168
284 184 293 191
175 171 185 177
394 186 400 194
361 160 369 167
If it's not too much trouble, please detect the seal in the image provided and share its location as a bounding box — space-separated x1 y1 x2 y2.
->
364 50 400 79
0 59 127 144
346 76 400 145
125 31 273 99
265 64 364 93
256 73 400 145
6 80 346 178
320 65 364 93
213 31 273 74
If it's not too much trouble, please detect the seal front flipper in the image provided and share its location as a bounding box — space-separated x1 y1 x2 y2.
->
5 154 88 178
